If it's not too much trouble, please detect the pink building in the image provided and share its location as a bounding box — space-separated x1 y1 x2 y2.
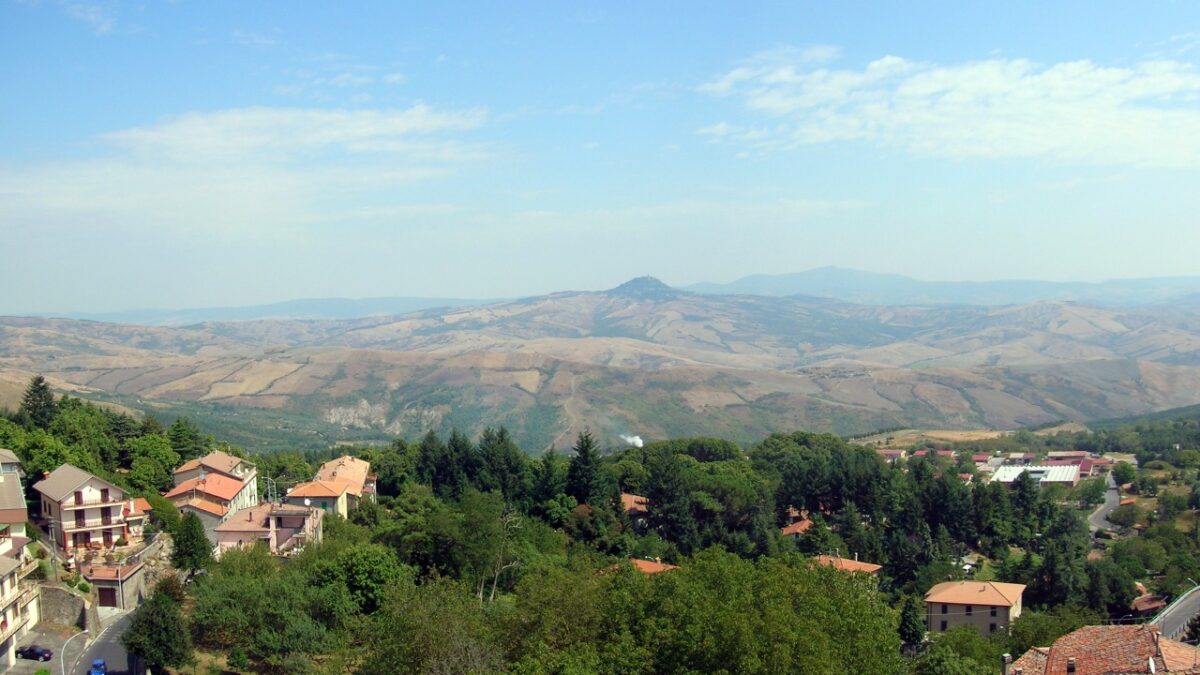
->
214 502 323 557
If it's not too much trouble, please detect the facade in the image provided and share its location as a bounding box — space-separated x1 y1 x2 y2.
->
992 465 1081 489
1009 624 1199 674
925 581 1025 635
172 451 259 514
122 498 152 540
313 455 375 509
81 562 145 609
876 449 907 464
214 502 323 557
33 465 126 551
0 473 28 540
0 449 21 476
0 529 40 670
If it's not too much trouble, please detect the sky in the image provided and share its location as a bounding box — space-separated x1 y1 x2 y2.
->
3 1 1200 313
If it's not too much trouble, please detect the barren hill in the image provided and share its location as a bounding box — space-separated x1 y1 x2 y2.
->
5 279 1200 450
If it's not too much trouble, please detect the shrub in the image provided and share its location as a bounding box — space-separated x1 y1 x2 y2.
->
156 576 186 603
227 647 250 671
30 561 47 581
26 524 41 543
34 546 46 559
115 536 128 547
77 581 91 593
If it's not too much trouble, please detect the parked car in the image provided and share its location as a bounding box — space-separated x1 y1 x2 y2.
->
16 644 53 661
88 658 107 674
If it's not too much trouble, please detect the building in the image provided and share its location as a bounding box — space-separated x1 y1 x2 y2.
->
621 492 650 518
214 502 323 557
172 451 258 514
780 508 813 541
628 559 678 574
813 554 882 575
122 498 152 540
0 449 21 476
0 518 39 670
876 449 907 464
34 465 127 551
0 474 28 541
283 480 350 518
913 450 956 460
1046 451 1091 461
1007 453 1039 466
1009 624 1199 674
925 581 1025 635
991 465 1081 489
81 561 145 609
313 455 375 509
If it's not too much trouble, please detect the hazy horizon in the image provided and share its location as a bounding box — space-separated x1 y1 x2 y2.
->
5 2 1200 313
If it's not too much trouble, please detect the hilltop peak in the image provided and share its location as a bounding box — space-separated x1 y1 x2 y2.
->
607 276 679 300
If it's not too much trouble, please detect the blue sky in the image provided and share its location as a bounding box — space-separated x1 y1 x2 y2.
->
3 1 1200 312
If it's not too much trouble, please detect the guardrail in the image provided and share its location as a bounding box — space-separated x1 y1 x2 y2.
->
1151 584 1200 639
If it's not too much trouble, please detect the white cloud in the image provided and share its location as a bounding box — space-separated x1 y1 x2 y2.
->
232 30 281 47
2 104 491 242
103 104 488 162
699 48 1200 167
62 2 113 34
382 72 407 85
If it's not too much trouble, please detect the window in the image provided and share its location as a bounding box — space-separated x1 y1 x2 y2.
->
74 491 83 506
100 488 109 502
965 605 972 616
941 604 948 614
990 607 997 617
940 620 947 631
990 623 997 633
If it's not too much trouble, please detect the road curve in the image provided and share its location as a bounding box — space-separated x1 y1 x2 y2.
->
1088 472 1120 534
1156 586 1200 639
74 612 134 675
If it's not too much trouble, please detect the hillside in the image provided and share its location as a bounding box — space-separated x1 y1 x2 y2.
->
6 278 1200 451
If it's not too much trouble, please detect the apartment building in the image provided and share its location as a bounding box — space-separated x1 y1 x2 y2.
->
34 464 126 551
925 580 1025 635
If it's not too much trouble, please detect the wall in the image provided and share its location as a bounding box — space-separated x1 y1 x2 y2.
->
39 586 85 628
926 601 1018 636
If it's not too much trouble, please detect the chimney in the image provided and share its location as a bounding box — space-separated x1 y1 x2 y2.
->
1001 653 1011 675
1066 657 1076 674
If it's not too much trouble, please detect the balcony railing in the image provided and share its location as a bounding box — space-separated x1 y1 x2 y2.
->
0 611 28 644
63 518 126 532
62 497 127 510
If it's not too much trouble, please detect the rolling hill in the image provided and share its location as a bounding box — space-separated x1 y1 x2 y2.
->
6 276 1200 452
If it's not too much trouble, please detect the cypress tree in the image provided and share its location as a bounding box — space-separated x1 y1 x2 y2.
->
565 430 604 506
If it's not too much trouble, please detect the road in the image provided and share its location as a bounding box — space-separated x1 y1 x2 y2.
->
1155 586 1200 639
73 612 134 675
1088 472 1120 533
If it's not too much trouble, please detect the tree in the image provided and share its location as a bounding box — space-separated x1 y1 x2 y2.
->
1112 462 1137 485
310 543 409 614
565 430 607 507
1074 478 1107 507
172 511 213 576
476 426 528 504
19 375 57 430
645 451 699 555
167 417 209 461
1185 613 1200 644
899 595 926 648
121 591 193 671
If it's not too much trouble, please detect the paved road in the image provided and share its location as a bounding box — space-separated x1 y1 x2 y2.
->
1088 472 1120 533
73 612 134 675
10 624 72 675
1156 586 1200 639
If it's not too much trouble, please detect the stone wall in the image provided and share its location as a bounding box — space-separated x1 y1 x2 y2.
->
38 586 86 628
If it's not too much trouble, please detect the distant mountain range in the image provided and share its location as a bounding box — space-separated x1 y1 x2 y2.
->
8 275 1200 452
687 267 1200 307
27 268 1200 327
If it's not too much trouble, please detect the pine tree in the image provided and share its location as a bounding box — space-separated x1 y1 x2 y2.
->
898 595 926 647
167 417 208 461
565 430 605 506
171 511 212 576
19 375 57 430
646 450 700 554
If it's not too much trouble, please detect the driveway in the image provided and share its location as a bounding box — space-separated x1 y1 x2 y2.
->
10 623 76 675
1088 472 1120 534
72 612 134 675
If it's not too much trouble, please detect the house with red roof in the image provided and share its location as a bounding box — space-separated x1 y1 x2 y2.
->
1009 624 1199 674
628 558 678 574
284 480 350 518
925 580 1025 636
813 554 882 576
173 451 258 513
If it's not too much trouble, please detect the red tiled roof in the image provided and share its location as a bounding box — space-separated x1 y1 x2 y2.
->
814 555 881 575
288 480 349 498
164 474 244 502
179 498 228 517
972 454 991 463
781 519 812 537
81 561 144 581
124 497 153 517
1130 595 1167 613
1011 624 1199 674
925 581 1025 607
315 455 371 497
174 451 249 479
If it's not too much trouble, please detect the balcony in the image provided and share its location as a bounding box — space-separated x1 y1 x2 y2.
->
63 517 125 533
0 611 28 645
62 497 126 511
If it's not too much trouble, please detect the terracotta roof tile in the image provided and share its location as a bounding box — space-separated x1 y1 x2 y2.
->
164 474 244 502
814 555 882 575
924 580 1025 607
1011 625 1200 675
621 492 650 514
287 480 349 498
315 455 371 496
179 498 227 518
629 559 678 574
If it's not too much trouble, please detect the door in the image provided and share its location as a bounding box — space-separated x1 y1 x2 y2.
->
98 587 117 607
102 530 113 547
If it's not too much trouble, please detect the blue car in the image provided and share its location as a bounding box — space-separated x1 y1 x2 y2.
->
88 659 107 675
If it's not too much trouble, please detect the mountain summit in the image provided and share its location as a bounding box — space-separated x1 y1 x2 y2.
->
606 276 680 301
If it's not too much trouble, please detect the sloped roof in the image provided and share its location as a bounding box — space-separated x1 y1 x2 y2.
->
287 480 349 499
315 455 370 496
629 558 678 574
33 464 120 502
0 448 20 464
1011 625 1200 674
781 519 812 537
924 581 1025 607
164 474 244 502
0 474 25 513
216 502 315 532
174 450 251 478
124 497 153 518
621 492 649 514
178 498 228 518
814 555 882 575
